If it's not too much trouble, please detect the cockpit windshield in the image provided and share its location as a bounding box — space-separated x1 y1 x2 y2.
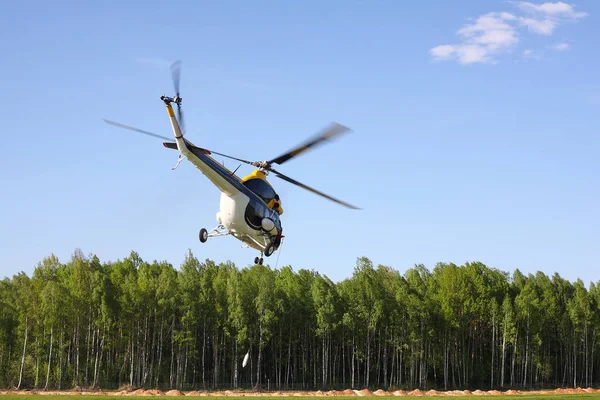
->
243 178 277 204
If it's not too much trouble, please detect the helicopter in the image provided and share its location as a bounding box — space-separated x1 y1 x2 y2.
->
104 60 359 265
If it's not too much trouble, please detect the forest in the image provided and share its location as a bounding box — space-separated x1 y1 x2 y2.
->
0 249 598 392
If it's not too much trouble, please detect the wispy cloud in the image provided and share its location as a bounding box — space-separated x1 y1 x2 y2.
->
522 48 543 60
430 2 587 65
518 17 557 35
517 1 587 35
551 42 570 51
516 1 588 18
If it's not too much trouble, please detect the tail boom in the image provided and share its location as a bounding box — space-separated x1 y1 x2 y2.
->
163 101 241 197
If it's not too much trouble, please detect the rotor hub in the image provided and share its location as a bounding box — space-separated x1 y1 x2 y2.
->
256 161 270 171
161 94 183 105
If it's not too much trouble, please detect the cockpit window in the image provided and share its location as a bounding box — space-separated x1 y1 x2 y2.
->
243 178 277 204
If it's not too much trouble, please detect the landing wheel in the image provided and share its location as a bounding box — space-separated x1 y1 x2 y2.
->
264 242 275 257
254 256 264 265
199 228 208 243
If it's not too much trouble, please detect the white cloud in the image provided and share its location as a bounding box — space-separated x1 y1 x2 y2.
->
523 49 533 55
458 13 519 49
458 44 493 64
552 42 570 50
517 1 588 18
518 17 556 35
430 45 456 60
430 12 518 64
516 1 587 35
430 2 587 65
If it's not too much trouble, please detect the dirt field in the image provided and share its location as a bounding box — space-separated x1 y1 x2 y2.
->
1 388 599 396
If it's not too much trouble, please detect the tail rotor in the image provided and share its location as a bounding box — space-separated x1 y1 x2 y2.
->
170 60 185 135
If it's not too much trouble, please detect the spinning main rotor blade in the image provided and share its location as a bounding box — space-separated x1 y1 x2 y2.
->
103 119 174 142
270 168 360 210
267 122 351 166
103 119 256 164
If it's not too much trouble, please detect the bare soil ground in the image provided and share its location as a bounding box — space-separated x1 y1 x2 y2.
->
0 387 599 396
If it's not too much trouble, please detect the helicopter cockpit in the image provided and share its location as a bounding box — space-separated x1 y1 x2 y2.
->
241 170 283 215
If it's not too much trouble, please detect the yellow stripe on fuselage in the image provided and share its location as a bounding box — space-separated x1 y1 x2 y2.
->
166 104 176 117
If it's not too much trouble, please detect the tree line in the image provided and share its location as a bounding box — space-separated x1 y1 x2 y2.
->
0 249 598 391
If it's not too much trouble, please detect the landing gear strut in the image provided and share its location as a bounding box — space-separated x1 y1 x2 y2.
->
198 224 230 243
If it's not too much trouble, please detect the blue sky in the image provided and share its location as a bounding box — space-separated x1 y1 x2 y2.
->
1 0 598 286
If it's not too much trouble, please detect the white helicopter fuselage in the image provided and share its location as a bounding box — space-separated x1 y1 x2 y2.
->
217 191 270 251
165 105 283 253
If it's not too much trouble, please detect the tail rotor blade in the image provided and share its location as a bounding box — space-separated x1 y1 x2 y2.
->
170 60 185 134
178 106 185 135
171 60 181 96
